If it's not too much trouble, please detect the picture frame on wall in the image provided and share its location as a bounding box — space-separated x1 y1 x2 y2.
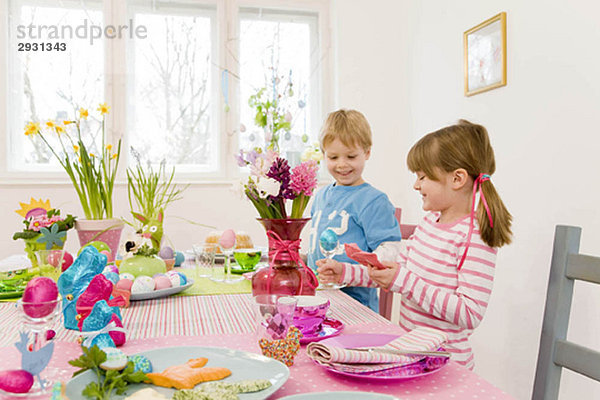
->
464 12 507 96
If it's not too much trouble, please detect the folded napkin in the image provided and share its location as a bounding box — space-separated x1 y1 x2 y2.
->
344 243 387 269
306 327 448 373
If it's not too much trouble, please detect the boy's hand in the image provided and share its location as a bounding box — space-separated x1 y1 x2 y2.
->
316 258 344 284
367 260 399 289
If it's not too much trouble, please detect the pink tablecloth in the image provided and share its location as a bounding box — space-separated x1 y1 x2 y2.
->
0 291 514 399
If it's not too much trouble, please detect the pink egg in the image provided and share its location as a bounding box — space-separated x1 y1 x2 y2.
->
219 229 236 249
61 252 74 272
115 278 133 291
21 277 59 318
100 250 113 262
153 275 172 290
0 370 34 394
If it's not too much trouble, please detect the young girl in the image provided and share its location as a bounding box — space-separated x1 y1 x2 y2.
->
316 120 512 369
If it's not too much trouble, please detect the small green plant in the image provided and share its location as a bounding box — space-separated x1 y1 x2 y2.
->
127 159 188 222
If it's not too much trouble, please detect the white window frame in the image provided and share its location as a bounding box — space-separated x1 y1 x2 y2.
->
0 0 332 185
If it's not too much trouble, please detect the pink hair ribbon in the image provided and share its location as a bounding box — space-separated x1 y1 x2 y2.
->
266 230 319 293
457 173 493 270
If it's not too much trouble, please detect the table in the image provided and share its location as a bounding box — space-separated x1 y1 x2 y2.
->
0 289 514 399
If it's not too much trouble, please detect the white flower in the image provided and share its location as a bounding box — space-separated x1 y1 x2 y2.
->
255 177 280 198
231 178 247 200
301 144 323 163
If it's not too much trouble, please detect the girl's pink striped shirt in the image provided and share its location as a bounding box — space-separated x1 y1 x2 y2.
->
341 212 497 369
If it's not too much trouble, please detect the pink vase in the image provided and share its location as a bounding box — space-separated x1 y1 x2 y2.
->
252 218 317 296
74 219 124 261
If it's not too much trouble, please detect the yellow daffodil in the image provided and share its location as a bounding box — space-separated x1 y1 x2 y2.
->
63 120 74 125
55 125 65 134
79 108 89 120
106 144 113 151
111 153 118 159
24 122 40 136
73 145 79 152
89 153 96 157
46 120 56 129
97 103 110 115
78 156 82 162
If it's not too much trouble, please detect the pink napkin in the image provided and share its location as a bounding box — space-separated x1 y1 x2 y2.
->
306 327 448 373
344 243 387 269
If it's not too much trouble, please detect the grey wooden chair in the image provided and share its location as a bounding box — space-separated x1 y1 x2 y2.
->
532 225 600 399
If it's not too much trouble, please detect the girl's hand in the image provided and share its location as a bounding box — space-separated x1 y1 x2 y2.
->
316 258 344 284
368 261 399 289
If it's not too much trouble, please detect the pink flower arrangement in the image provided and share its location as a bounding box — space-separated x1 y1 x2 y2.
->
237 149 320 219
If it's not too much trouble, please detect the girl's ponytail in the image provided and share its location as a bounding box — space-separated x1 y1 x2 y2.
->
478 180 512 248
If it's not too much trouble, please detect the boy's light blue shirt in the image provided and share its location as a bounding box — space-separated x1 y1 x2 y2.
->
307 182 402 311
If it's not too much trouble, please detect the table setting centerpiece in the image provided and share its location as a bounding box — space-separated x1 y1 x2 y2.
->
236 148 321 297
23 104 124 258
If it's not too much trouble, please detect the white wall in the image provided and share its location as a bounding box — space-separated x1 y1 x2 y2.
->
332 0 600 399
2 1 600 398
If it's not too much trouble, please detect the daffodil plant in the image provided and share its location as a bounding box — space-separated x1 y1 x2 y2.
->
24 104 122 220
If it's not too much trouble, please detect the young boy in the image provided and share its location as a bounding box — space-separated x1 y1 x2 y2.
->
307 109 401 311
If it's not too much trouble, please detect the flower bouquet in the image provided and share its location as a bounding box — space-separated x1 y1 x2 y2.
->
236 148 319 219
12 198 76 265
24 104 125 257
236 148 321 296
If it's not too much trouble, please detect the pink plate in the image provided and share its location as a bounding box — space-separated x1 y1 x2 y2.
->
314 334 449 381
299 318 344 344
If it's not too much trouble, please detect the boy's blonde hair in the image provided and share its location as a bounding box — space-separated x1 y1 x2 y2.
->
407 120 512 248
320 109 372 152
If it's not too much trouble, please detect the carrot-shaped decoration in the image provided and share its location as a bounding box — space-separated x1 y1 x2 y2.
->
146 358 232 390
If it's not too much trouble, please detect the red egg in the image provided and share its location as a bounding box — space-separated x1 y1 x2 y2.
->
21 277 59 318
61 251 74 272
0 370 34 393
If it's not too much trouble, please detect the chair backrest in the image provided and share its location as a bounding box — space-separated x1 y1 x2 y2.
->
532 225 600 399
379 208 415 320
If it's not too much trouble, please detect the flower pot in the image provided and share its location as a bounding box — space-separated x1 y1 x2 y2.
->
252 218 317 296
74 219 124 261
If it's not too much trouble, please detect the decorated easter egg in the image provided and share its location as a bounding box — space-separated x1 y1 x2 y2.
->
165 270 186 287
103 271 120 285
22 277 59 318
103 265 119 275
78 241 111 256
46 329 56 340
158 246 174 260
120 272 134 280
153 275 172 290
129 354 153 374
100 348 128 371
319 229 339 252
119 255 167 278
219 229 236 250
174 251 185 266
131 276 155 294
61 251 74 272
100 250 113 261
115 278 133 291
0 369 34 393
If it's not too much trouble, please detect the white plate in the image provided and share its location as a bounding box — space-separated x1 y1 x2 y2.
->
280 392 399 400
129 278 194 301
65 346 289 399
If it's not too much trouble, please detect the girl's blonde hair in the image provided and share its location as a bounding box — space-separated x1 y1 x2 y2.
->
320 109 372 152
407 120 512 248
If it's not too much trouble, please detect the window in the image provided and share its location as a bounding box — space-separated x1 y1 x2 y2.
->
1 0 330 180
238 8 320 167
6 0 104 172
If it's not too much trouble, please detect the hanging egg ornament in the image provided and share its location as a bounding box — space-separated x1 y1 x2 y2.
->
249 133 256 142
240 123 246 132
302 134 309 143
285 111 293 122
284 131 291 141
298 99 306 108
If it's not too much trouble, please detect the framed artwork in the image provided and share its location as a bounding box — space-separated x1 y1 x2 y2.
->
464 12 507 96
